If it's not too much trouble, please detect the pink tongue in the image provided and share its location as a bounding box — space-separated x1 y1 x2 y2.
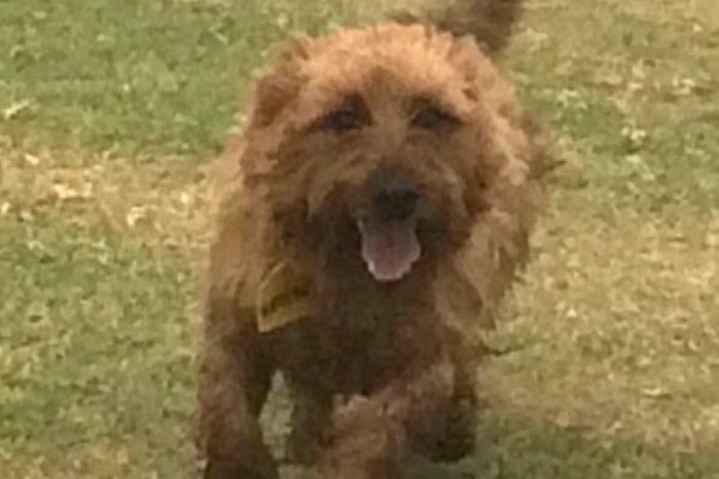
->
359 219 421 282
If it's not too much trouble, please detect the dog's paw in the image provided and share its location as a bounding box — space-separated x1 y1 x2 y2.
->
285 421 331 466
413 400 477 463
203 457 279 479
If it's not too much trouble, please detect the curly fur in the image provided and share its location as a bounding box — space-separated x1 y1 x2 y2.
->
197 1 554 477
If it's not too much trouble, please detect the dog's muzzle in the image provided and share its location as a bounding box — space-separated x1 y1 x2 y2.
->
368 168 420 222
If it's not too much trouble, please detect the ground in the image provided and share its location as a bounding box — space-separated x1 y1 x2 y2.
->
0 0 717 478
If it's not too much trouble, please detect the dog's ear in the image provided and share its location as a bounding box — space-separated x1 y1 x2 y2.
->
250 73 301 128
248 36 311 128
277 35 312 63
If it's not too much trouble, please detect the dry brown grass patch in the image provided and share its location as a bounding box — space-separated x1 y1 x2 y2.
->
1 143 214 256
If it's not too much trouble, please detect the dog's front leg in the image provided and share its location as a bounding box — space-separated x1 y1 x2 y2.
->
197 301 277 479
311 359 455 479
285 379 333 465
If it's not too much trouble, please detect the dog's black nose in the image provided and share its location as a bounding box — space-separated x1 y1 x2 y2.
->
368 169 419 221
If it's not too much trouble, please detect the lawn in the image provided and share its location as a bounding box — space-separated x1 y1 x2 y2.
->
1 0 717 478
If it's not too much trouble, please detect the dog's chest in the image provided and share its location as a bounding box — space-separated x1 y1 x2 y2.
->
278 287 445 395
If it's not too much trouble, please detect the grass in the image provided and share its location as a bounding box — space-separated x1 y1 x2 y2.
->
1 0 718 477
0 214 196 478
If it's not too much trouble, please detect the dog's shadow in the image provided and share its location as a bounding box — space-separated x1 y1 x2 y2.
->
262 376 715 479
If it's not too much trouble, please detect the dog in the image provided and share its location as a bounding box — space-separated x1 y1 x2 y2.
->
197 0 554 477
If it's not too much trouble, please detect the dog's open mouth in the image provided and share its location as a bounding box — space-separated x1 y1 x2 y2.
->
358 218 421 282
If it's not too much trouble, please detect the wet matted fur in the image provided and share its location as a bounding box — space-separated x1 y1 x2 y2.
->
197 1 555 478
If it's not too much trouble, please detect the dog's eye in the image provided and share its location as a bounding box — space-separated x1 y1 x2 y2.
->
321 109 364 133
315 94 370 133
411 105 460 131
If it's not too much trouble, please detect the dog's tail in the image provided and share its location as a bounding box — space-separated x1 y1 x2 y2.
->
392 0 526 56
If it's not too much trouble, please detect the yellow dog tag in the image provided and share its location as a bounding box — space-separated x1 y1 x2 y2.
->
255 262 315 333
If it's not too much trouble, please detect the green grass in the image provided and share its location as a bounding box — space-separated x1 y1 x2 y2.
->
0 214 196 478
1 0 718 477
0 0 346 157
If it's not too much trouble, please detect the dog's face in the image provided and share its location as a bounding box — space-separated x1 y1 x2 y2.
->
241 25 517 283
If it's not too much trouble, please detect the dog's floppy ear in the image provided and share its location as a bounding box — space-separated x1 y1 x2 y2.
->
248 36 311 128
250 73 301 128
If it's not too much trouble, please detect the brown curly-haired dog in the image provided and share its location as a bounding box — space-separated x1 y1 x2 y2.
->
197 1 554 478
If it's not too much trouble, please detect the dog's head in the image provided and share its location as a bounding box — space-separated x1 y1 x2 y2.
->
240 24 533 283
